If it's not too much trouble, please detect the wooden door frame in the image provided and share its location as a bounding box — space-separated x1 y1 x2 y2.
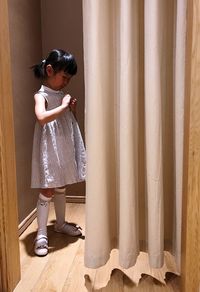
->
181 0 200 291
0 0 199 291
0 0 20 291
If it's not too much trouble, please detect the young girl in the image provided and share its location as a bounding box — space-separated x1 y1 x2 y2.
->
31 49 86 256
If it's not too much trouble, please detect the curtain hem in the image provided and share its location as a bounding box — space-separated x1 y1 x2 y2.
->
84 249 180 290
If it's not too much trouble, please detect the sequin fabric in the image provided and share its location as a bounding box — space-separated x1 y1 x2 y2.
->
31 85 86 188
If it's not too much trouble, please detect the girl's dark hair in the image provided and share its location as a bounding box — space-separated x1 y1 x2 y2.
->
31 49 77 79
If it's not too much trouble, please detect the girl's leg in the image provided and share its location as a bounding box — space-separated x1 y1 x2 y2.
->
53 187 66 227
54 187 82 236
34 188 54 256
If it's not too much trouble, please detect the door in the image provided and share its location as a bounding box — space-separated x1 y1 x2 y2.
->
0 0 20 291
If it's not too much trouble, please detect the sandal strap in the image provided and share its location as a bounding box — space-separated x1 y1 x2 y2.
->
55 222 82 236
34 235 48 249
35 244 48 250
65 222 82 230
75 224 82 230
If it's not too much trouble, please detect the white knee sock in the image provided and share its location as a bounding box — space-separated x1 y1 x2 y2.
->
36 193 51 237
53 188 66 227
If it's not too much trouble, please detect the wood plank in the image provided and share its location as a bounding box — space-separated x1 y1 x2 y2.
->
15 203 86 292
0 0 20 291
32 233 83 290
15 204 180 291
99 270 124 292
62 241 89 292
13 255 49 292
181 0 200 291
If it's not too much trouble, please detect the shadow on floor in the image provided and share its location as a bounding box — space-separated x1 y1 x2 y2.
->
20 221 85 257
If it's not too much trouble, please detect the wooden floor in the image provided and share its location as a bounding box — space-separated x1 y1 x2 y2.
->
14 203 180 292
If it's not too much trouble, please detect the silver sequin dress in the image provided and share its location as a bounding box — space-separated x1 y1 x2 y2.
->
31 85 86 188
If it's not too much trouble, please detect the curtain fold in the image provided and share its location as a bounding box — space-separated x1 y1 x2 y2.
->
118 0 140 268
83 0 186 281
144 0 165 268
174 0 187 270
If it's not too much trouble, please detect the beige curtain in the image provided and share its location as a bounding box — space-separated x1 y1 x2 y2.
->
83 0 186 285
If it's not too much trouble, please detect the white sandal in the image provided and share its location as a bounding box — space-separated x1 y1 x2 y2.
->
54 222 82 237
34 235 48 256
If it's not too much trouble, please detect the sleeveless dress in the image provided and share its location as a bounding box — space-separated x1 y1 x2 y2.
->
31 85 86 188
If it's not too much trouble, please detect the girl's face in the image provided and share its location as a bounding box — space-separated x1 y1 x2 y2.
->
45 65 72 90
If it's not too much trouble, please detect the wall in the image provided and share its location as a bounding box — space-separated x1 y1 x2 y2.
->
8 0 42 223
41 0 85 197
8 0 85 224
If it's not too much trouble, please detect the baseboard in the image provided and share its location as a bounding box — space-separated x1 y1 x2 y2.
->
66 195 85 203
18 208 37 236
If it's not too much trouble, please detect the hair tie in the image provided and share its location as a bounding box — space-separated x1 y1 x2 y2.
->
41 59 46 65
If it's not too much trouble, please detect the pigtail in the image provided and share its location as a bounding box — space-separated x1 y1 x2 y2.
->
31 59 46 79
31 49 77 80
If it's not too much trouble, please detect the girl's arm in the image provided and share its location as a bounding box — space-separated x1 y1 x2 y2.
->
34 93 71 126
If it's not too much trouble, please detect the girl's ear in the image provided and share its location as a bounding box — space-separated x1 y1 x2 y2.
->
46 64 54 77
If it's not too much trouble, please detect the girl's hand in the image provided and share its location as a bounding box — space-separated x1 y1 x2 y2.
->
69 98 77 112
62 94 72 108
